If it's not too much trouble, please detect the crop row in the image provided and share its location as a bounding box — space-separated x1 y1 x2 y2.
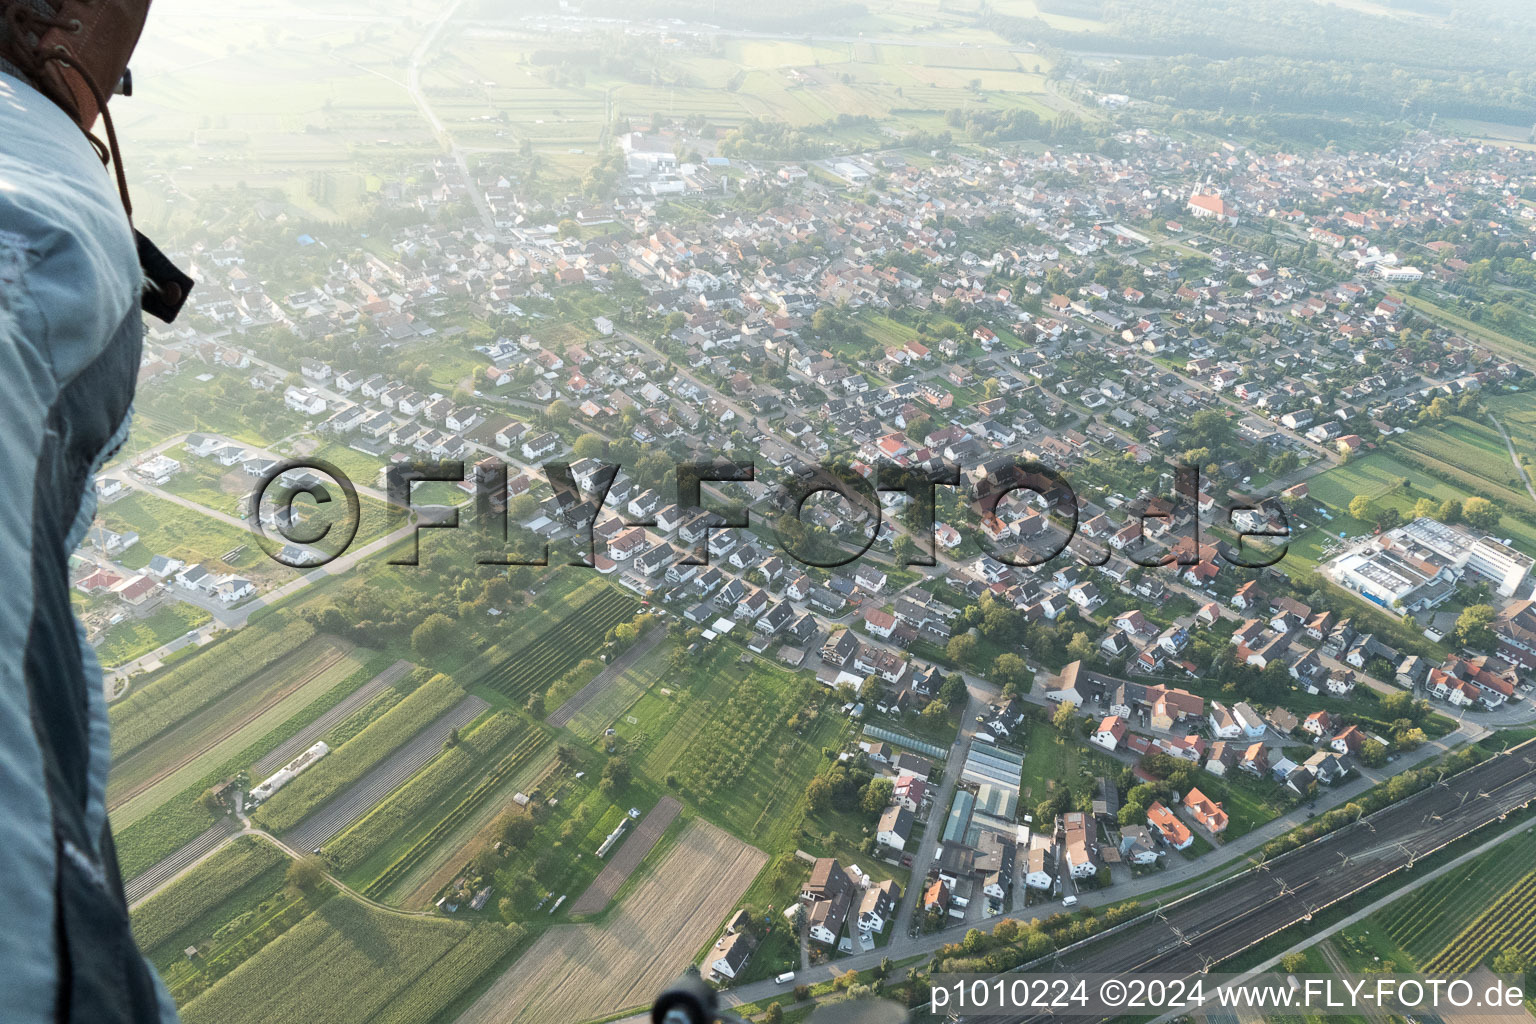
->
110 619 317 758
252 671 462 833
323 712 525 874
130 836 287 953
177 897 479 1024
1425 870 1536 972
475 589 636 702
362 730 550 898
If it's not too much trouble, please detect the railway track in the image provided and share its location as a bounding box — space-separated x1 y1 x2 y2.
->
1009 742 1536 1021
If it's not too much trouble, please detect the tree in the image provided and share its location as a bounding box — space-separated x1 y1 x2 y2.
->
1347 495 1373 521
764 1004 784 1024
1412 497 1438 520
600 755 631 796
861 777 895 815
1492 949 1532 981
1438 497 1464 523
1359 739 1388 768
946 632 978 665
1052 701 1077 731
1463 496 1500 530
1280 952 1308 973
411 613 455 659
1453 603 1497 651
286 855 325 894
1067 631 1095 663
991 653 1030 691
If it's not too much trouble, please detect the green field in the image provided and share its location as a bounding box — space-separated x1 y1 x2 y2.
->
100 491 277 584
1305 449 1536 557
617 643 846 857
93 601 212 668
177 894 518 1024
1017 718 1119 811
1353 825 1536 968
111 638 379 829
130 836 314 1006
562 635 672 742
110 618 319 759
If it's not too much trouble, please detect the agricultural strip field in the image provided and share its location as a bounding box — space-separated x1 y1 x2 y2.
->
396 752 559 911
455 818 766 1024
178 895 518 1024
1424 863 1536 972
110 638 373 828
1362 825 1536 966
253 671 465 833
547 627 668 736
362 726 552 901
569 796 682 916
125 819 241 906
471 585 637 705
323 712 527 873
252 660 414 777
284 696 491 852
130 835 289 954
109 618 317 759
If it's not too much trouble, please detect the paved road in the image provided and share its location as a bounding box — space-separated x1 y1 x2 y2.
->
252 660 415 777
284 696 489 852
891 686 986 937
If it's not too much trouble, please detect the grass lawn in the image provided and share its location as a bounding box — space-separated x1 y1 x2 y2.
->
100 492 279 585
1017 718 1120 811
94 601 212 668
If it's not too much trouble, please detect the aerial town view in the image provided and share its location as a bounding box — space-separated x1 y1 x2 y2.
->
51 0 1536 1021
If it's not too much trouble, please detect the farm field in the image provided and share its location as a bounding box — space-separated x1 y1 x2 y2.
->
1378 825 1536 968
109 618 319 760
569 796 683 916
130 836 318 1006
1305 449 1536 557
326 712 545 881
387 744 559 909
252 671 466 834
549 627 669 739
456 818 765 1024
618 643 844 855
468 584 639 706
1359 826 1536 967
109 638 378 828
177 895 517 1024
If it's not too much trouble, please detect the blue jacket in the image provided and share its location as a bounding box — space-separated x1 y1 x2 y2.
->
0 70 178 1024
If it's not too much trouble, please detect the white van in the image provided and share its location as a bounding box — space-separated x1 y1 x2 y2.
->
1062 895 1079 907
775 971 796 985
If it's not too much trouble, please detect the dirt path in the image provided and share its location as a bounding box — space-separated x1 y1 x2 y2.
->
546 627 665 729
569 796 682 915
1487 412 1536 507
